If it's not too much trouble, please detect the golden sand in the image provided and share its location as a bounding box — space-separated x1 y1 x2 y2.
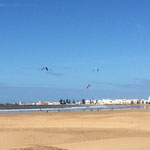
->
0 109 150 150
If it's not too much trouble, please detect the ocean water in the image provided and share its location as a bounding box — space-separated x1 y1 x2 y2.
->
0 104 149 113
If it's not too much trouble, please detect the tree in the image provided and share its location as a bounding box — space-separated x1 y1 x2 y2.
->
66 99 69 104
131 100 134 104
82 99 85 104
59 99 66 105
73 99 76 104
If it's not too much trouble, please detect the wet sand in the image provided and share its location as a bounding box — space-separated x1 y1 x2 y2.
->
1 109 150 150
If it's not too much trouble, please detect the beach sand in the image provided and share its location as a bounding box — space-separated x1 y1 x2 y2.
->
1 109 150 150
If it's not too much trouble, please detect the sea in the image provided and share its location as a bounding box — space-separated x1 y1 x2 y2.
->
0 104 149 113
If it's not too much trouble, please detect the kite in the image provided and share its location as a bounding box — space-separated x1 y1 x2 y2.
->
87 84 91 89
93 68 99 72
41 67 48 71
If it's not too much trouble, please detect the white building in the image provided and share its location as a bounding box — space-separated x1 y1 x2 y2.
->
148 96 150 103
51 102 60 105
37 101 49 105
25 102 35 105
85 100 91 105
76 101 81 105
19 101 25 105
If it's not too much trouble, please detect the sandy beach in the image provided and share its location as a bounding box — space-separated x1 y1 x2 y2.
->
1 109 150 150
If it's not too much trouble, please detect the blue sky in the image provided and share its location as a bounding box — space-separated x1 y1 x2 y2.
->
0 0 150 102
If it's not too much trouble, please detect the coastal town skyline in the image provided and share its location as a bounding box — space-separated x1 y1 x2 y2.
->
1 96 150 106
18 96 150 106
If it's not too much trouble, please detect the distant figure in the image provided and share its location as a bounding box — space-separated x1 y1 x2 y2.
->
41 67 48 71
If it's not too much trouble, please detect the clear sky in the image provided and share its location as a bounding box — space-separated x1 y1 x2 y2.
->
0 0 150 102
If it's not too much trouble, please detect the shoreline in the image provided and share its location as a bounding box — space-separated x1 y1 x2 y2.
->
0 104 149 114
1 106 149 115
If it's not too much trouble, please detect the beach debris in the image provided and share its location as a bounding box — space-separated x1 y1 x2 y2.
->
41 67 48 71
87 84 91 89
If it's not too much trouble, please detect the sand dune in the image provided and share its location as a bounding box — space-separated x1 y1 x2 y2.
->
0 109 150 150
